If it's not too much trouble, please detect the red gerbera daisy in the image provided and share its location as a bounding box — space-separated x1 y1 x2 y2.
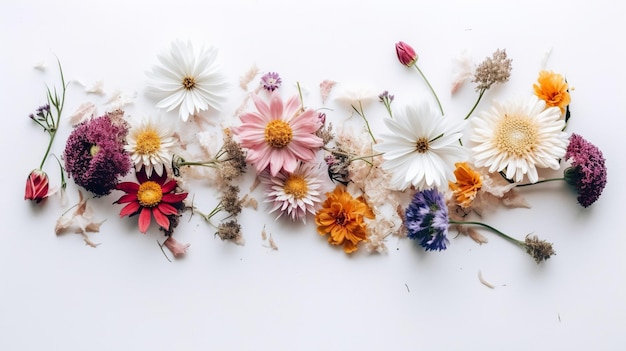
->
114 168 188 233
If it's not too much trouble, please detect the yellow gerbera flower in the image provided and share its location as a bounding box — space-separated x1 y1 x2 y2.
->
315 186 375 253
448 162 482 208
533 70 571 115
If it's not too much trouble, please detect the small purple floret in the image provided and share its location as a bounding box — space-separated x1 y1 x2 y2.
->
260 72 282 92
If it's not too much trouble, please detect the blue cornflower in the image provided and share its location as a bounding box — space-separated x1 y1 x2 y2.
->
405 189 449 251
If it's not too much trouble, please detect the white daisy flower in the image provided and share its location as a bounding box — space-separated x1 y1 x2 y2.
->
374 101 466 191
125 116 177 177
146 40 227 122
470 95 567 183
261 163 326 223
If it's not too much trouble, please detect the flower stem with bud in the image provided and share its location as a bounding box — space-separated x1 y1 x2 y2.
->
414 65 444 116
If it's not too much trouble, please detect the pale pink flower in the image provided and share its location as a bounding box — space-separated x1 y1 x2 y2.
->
233 94 323 176
260 162 326 223
163 236 190 257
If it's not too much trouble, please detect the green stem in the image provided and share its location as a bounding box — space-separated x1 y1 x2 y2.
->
449 220 525 248
464 88 485 120
516 177 565 188
178 160 220 168
296 81 305 112
38 59 66 170
414 65 444 116
352 101 376 144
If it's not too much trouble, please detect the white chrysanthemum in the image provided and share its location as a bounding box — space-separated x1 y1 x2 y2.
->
146 40 227 121
261 163 326 223
125 116 177 177
374 102 466 191
470 95 567 183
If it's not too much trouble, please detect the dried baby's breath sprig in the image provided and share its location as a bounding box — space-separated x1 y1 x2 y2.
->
216 220 244 245
323 145 382 185
524 235 556 264
464 49 512 119
172 129 246 181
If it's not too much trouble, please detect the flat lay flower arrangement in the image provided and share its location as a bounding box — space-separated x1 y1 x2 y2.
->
25 40 607 263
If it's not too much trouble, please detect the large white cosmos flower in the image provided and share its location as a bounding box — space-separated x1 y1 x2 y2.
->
470 95 567 183
374 102 466 191
146 40 227 122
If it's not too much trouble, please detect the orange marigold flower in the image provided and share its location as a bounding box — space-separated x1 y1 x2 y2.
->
315 186 375 253
533 70 571 115
448 162 482 208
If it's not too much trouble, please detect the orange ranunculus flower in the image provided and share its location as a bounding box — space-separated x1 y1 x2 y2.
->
448 162 482 208
315 185 375 253
533 70 571 115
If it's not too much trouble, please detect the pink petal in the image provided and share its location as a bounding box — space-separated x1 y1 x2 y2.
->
251 94 271 119
269 94 284 120
153 207 171 230
138 207 152 233
115 193 138 204
116 182 140 193
162 193 188 203
161 180 177 193
163 236 190 257
157 202 179 215
120 201 140 217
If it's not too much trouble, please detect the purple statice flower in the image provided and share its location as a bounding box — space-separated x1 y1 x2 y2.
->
564 133 607 207
64 110 132 196
260 72 282 91
405 189 450 251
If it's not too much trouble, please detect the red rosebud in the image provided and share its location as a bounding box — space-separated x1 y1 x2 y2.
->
395 41 418 67
25 169 50 203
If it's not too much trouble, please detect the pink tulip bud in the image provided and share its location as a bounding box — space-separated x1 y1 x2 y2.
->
25 169 50 203
395 41 418 67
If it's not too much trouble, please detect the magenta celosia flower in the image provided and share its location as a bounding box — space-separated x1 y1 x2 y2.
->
64 111 132 196
260 72 282 91
564 133 607 207
232 94 324 176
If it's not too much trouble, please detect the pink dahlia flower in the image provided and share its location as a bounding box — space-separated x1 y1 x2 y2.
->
233 94 323 176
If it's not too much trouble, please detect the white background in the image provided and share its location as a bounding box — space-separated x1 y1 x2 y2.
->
1 0 625 350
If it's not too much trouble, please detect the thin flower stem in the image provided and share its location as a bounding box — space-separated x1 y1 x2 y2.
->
296 81 305 112
464 88 486 120
516 178 566 188
157 240 173 263
352 101 376 144
449 220 525 248
178 160 220 168
414 65 444 116
38 59 66 170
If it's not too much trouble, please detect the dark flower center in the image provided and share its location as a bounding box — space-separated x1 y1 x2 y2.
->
415 137 429 153
182 76 196 90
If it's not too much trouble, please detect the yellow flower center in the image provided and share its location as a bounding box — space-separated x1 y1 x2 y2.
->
415 137 430 153
182 76 196 90
264 120 293 148
137 181 163 207
90 145 100 156
494 114 538 157
284 174 308 199
135 129 161 155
